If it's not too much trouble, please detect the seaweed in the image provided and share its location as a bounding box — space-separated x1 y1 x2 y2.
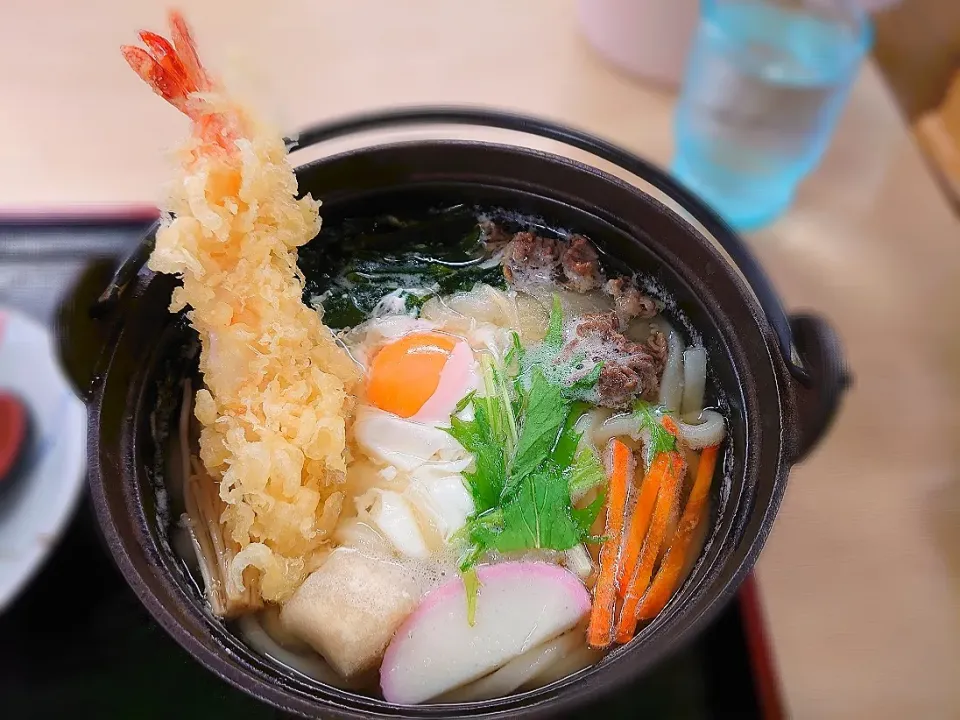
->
298 206 507 329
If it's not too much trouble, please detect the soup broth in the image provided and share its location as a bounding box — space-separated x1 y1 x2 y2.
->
163 207 726 702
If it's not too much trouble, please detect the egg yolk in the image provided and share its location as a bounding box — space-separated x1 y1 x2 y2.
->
367 332 459 418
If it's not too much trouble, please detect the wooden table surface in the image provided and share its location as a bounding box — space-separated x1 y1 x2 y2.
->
2 1 959 717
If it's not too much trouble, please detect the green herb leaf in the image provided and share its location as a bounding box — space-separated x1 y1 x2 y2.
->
453 325 606 570
449 354 526 512
566 445 607 501
462 567 481 627
566 361 604 397
480 357 519 457
543 295 565 349
485 466 583 553
505 331 525 369
448 409 506 512
504 368 569 498
634 400 676 465
454 390 476 415
461 508 505 568
552 402 590 469
571 490 606 537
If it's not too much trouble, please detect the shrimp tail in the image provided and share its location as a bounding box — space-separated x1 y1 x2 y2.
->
121 11 212 110
121 44 194 114
123 11 210 105
122 11 237 152
169 10 212 93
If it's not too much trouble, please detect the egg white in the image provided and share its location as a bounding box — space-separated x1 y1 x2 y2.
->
341 309 518 558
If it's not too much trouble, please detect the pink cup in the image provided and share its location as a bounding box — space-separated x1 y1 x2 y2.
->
577 0 700 88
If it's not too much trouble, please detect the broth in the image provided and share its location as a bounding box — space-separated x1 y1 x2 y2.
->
161 208 726 703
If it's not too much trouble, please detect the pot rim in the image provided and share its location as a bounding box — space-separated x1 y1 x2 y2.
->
85 119 844 718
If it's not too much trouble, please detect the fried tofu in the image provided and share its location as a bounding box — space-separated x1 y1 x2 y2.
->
279 548 420 678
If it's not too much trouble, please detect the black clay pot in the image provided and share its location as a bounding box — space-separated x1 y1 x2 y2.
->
83 108 848 719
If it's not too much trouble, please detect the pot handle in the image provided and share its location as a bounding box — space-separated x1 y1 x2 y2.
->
787 314 851 462
93 106 849 455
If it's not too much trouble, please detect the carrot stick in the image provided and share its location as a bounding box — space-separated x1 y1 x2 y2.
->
657 492 682 566
649 419 683 572
586 439 634 649
636 444 719 620
622 415 682 590
614 450 685 643
616 454 668 596
661 415 680 437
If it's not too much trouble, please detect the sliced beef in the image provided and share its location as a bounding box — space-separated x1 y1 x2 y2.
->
479 220 514 252
567 312 666 409
596 364 643 410
491 225 604 291
605 277 658 322
483 222 667 409
502 231 561 286
574 310 624 343
646 327 668 363
596 344 664 409
560 234 604 293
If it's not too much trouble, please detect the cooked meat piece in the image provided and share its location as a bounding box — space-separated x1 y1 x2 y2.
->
646 328 668 363
605 277 658 321
502 231 561 285
560 235 604 292
594 353 662 409
621 346 663 400
479 220 514 251
499 230 606 292
569 311 666 409
596 364 640 409
575 311 625 339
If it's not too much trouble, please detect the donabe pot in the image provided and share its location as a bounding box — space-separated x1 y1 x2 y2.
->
83 109 847 719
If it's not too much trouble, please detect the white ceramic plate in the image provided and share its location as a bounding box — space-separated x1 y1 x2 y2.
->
0 306 86 613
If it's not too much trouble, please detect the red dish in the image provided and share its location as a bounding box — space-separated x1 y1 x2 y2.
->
0 392 28 483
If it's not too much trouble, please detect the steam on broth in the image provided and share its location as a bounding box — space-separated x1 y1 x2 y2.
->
129 12 727 706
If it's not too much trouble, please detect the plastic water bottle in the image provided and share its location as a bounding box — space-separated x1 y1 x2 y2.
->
672 0 871 231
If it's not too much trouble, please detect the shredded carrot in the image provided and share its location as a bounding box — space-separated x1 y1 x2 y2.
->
616 454 667 596
636 445 719 620
614 450 685 643
586 439 633 649
657 493 682 569
661 415 680 437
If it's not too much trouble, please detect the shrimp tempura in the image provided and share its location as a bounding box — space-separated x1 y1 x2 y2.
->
123 12 360 612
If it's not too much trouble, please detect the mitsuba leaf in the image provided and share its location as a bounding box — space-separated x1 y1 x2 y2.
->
447 406 506 513
462 567 481 627
566 444 607 501
566 361 604 397
634 400 677 466
543 295 565 350
571 490 606 537
551 402 590 469
505 331 525 369
454 390 476 415
453 297 614 569
503 368 569 498
487 466 583 553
